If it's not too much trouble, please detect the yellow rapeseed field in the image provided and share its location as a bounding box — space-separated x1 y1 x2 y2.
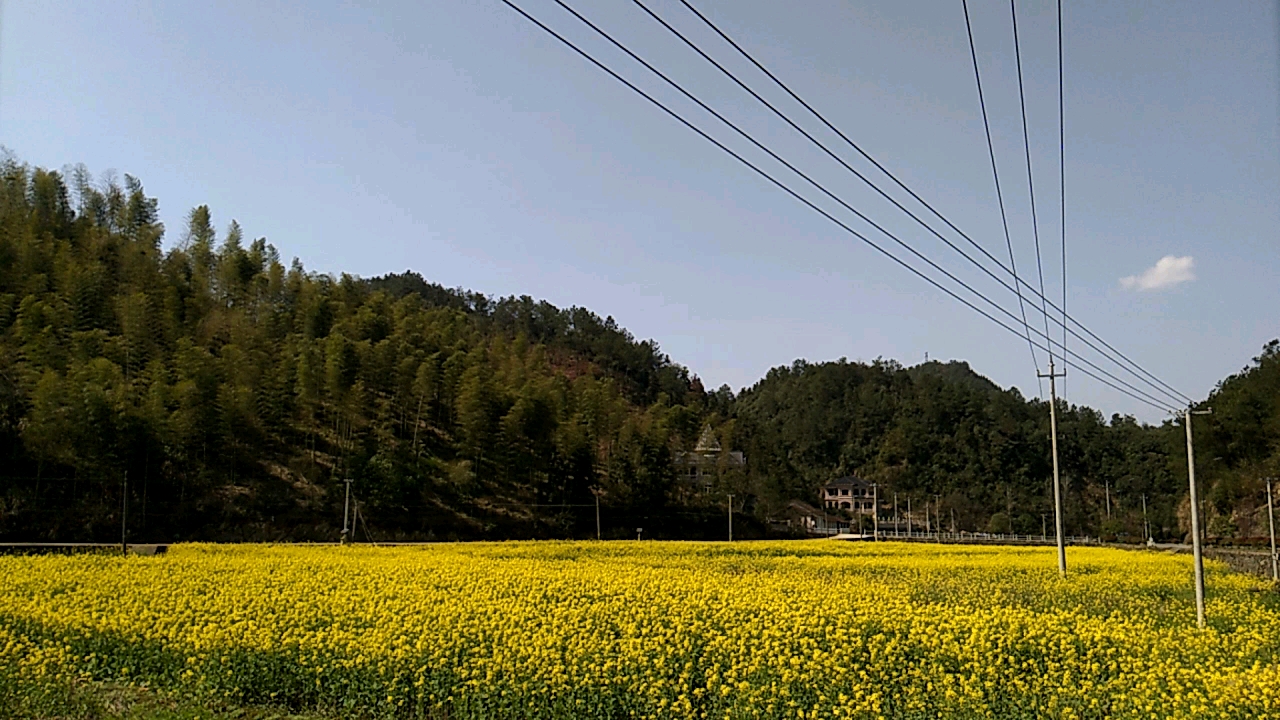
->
0 541 1276 718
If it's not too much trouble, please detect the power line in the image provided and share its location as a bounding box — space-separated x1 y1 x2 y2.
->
651 0 1187 406
519 0 1177 412
668 0 1192 406
496 0 1176 414
1058 0 1068 401
644 0 1047 397
1009 0 1055 370
628 0 1183 408
961 0 1042 395
548 0 1178 409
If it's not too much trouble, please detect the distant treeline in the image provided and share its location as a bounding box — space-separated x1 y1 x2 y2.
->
0 157 1274 543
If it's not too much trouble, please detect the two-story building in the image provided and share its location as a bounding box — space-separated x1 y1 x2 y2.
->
821 475 876 514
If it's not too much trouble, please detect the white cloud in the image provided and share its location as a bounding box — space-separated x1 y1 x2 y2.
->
1120 255 1195 291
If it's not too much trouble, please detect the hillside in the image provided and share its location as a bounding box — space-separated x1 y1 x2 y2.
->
1195 340 1280 539
733 358 1183 537
0 160 718 542
0 157 1274 543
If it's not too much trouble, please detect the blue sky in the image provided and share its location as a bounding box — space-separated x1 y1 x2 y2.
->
3 0 1276 421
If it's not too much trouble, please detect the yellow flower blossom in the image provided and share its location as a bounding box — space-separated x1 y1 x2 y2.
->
0 542 1275 718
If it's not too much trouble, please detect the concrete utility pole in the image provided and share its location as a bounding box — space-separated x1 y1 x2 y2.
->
925 500 931 537
594 489 602 541
935 495 942 540
1142 494 1151 544
727 494 734 542
1105 479 1112 519
342 478 353 544
907 496 912 539
872 484 879 540
893 493 899 537
1038 359 1068 578
1184 407 1212 628
121 470 128 555
1267 477 1277 583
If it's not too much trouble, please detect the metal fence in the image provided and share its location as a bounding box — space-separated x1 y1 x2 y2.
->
814 530 1100 546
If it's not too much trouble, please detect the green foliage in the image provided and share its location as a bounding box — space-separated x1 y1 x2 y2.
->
0 158 706 542
0 156 1274 542
731 356 1273 541
987 512 1012 534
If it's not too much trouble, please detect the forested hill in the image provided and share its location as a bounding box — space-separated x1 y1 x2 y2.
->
1 158 1275 543
365 271 700 408
733 358 1181 538
0 160 722 542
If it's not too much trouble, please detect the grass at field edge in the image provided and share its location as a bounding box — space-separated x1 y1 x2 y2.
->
0 675 341 720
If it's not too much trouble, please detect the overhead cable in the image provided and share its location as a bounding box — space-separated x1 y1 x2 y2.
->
630 0 1183 408
496 0 1177 414
545 0 1177 408
1057 0 1068 399
961 0 1042 394
669 0 1192 406
1009 0 1056 369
